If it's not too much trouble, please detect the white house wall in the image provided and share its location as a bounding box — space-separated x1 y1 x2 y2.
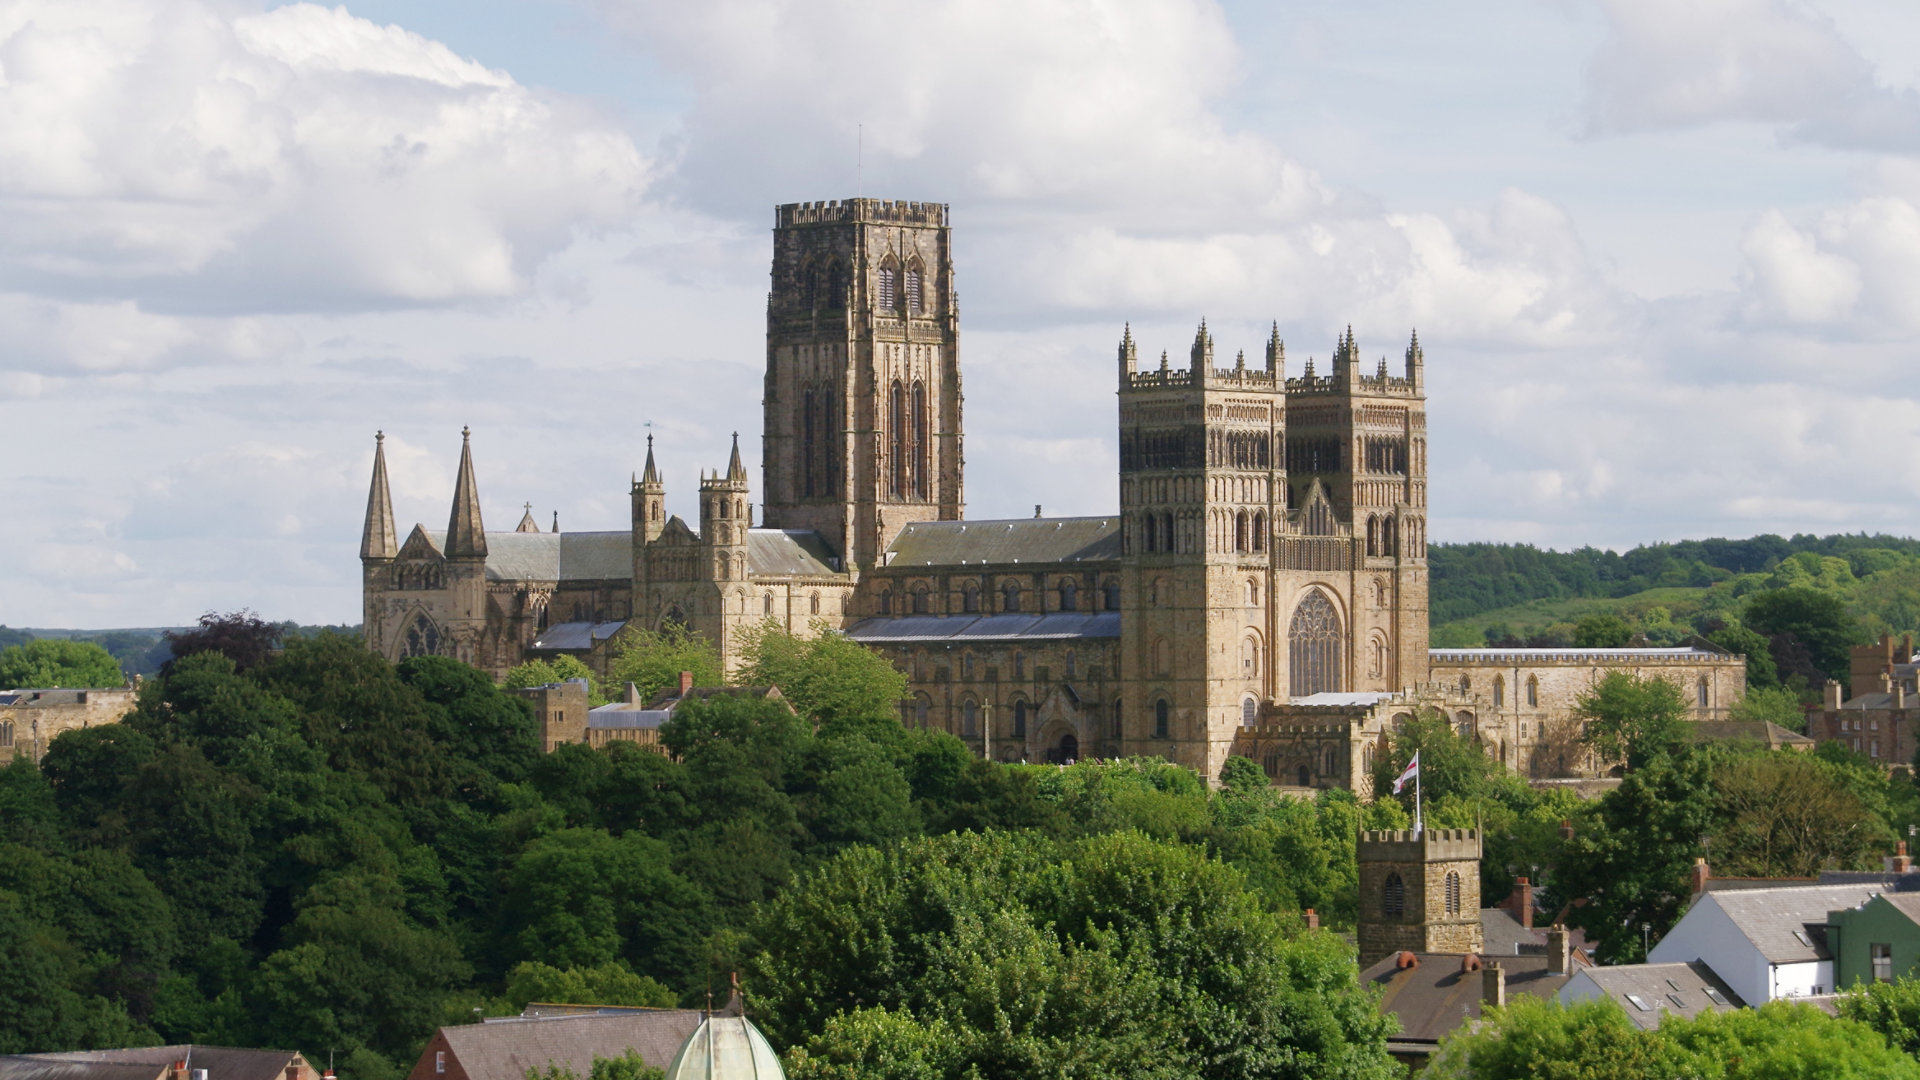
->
1649 896 1774 1008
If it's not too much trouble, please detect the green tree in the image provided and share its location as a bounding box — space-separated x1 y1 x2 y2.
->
1730 685 1808 731
502 961 677 1010
735 622 908 737
0 892 147 1053
1746 586 1861 685
1573 614 1633 648
1711 751 1889 876
1710 623 1782 689
1555 748 1717 963
504 655 601 701
0 638 125 689
1838 977 1920 1060
1371 709 1500 807
604 626 725 704
750 830 1398 1079
500 828 713 987
1575 671 1690 770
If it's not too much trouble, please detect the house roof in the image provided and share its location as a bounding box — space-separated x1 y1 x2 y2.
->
1569 962 1745 1030
436 1009 721 1080
0 1046 300 1080
1686 722 1815 750
1479 909 1592 961
0 688 129 705
843 612 1121 644
1359 954 1570 1048
1700 884 1884 963
882 517 1120 568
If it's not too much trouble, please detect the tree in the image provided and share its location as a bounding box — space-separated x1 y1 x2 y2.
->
735 622 908 737
1555 749 1717 962
1575 671 1690 770
163 610 282 675
1730 685 1810 732
504 656 600 702
1838 978 1920 1060
1709 623 1782 689
500 828 713 987
750 830 1399 1079
502 961 677 1010
603 626 724 704
1573 614 1633 648
1711 751 1888 877
1745 587 1860 685
0 638 125 689
1371 709 1500 807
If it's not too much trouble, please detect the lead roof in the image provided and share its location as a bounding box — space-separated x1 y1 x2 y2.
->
882 517 1120 568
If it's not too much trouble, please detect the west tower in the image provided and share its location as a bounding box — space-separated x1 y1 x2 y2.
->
1356 828 1483 967
761 199 963 571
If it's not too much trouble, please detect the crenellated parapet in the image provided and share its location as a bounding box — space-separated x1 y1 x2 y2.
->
777 199 948 227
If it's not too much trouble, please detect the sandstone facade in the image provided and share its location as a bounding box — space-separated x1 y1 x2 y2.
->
0 686 137 764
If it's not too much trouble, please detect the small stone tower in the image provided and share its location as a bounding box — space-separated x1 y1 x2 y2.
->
633 435 667 544
1356 828 1484 968
359 431 398 655
440 427 491 666
701 433 752 588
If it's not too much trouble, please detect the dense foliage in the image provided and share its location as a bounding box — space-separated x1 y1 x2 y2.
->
1428 996 1920 1080
0 639 128 689
0 620 1401 1077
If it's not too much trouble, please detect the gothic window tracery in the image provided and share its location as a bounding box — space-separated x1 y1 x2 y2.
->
1242 696 1257 726
876 264 898 311
962 698 978 737
905 266 924 313
401 614 441 658
1526 676 1539 707
1383 872 1405 918
1012 700 1028 738
1288 590 1343 696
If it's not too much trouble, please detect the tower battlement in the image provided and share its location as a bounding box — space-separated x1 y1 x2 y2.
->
777 199 949 228
1360 828 1482 862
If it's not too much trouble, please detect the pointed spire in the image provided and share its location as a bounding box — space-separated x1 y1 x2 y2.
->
552 511 560 534
360 431 398 560
1405 328 1425 387
1118 322 1138 377
1265 322 1284 375
445 426 488 559
727 431 747 483
516 502 540 533
641 433 662 487
1189 319 1213 375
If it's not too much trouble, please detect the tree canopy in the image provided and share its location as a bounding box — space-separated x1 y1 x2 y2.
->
0 639 126 689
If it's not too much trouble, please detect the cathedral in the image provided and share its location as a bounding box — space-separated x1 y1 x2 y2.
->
360 197 1745 790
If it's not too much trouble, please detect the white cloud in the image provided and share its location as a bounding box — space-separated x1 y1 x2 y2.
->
0 0 648 313
1737 197 1920 333
1580 0 1920 151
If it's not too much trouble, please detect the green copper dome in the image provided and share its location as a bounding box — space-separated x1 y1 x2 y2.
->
662 1016 784 1080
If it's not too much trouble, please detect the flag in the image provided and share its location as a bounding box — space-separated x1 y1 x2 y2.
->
1392 751 1420 795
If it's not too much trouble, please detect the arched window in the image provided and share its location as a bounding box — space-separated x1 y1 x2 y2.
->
879 590 893 615
1383 872 1405 918
962 699 977 737
1493 677 1505 708
912 588 929 614
1153 698 1170 739
905 267 924 313
1296 764 1311 787
912 380 929 500
1152 638 1171 675
1059 579 1078 611
402 614 441 658
1263 749 1282 780
1698 677 1710 708
1161 513 1175 553
1236 510 1250 553
1065 650 1077 678
810 593 821 615
1246 580 1259 606
1013 651 1026 680
962 652 975 680
889 380 907 498
1288 590 1344 696
825 261 848 308
1105 582 1122 610
1012 700 1028 738
963 583 981 613
876 264 898 311
1366 515 1379 558
1252 511 1266 552
1325 748 1338 776
1526 676 1538 707
1111 699 1123 738
1003 583 1022 613
763 593 774 615
1459 675 1471 693
1445 872 1461 916
1242 696 1257 726
1241 635 1261 678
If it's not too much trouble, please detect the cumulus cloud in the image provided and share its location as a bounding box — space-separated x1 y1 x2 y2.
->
0 0 648 314
1580 0 1920 151
1738 198 1920 333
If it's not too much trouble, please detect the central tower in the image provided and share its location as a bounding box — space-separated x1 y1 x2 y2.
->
762 199 963 570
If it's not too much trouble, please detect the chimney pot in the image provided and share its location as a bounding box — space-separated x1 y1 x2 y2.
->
1395 951 1420 969
1304 908 1319 931
1461 953 1482 972
1508 877 1535 929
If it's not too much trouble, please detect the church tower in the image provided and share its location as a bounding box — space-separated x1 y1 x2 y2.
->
360 431 398 656
1116 322 1286 778
1281 328 1429 695
632 435 666 544
760 199 962 571
1356 828 1484 967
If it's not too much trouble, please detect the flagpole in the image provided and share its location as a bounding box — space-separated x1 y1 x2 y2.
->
1415 760 1423 835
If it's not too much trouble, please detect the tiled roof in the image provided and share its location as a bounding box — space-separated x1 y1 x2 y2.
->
1686 722 1815 750
529 621 628 653
1360 954 1569 1048
0 1047 299 1080
843 612 1121 644
1571 961 1744 1030
1705 884 1883 963
747 530 840 577
438 1010 714 1080
420 531 632 583
883 517 1120 568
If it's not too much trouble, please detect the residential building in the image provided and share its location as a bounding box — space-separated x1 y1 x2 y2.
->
1647 883 1884 1004
0 1047 318 1080
1828 889 1920 990
407 998 737 1080
1558 961 1744 1030
1363 949 1575 1066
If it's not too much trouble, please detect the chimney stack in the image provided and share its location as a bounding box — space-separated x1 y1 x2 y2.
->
1482 962 1506 1009
679 670 694 697
1692 856 1711 895
1890 842 1913 874
1899 683 1909 711
1826 680 1844 710
1506 877 1535 929
1547 925 1573 975
1304 908 1319 931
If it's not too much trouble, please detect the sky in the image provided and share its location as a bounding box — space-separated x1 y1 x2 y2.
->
6 0 1920 629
